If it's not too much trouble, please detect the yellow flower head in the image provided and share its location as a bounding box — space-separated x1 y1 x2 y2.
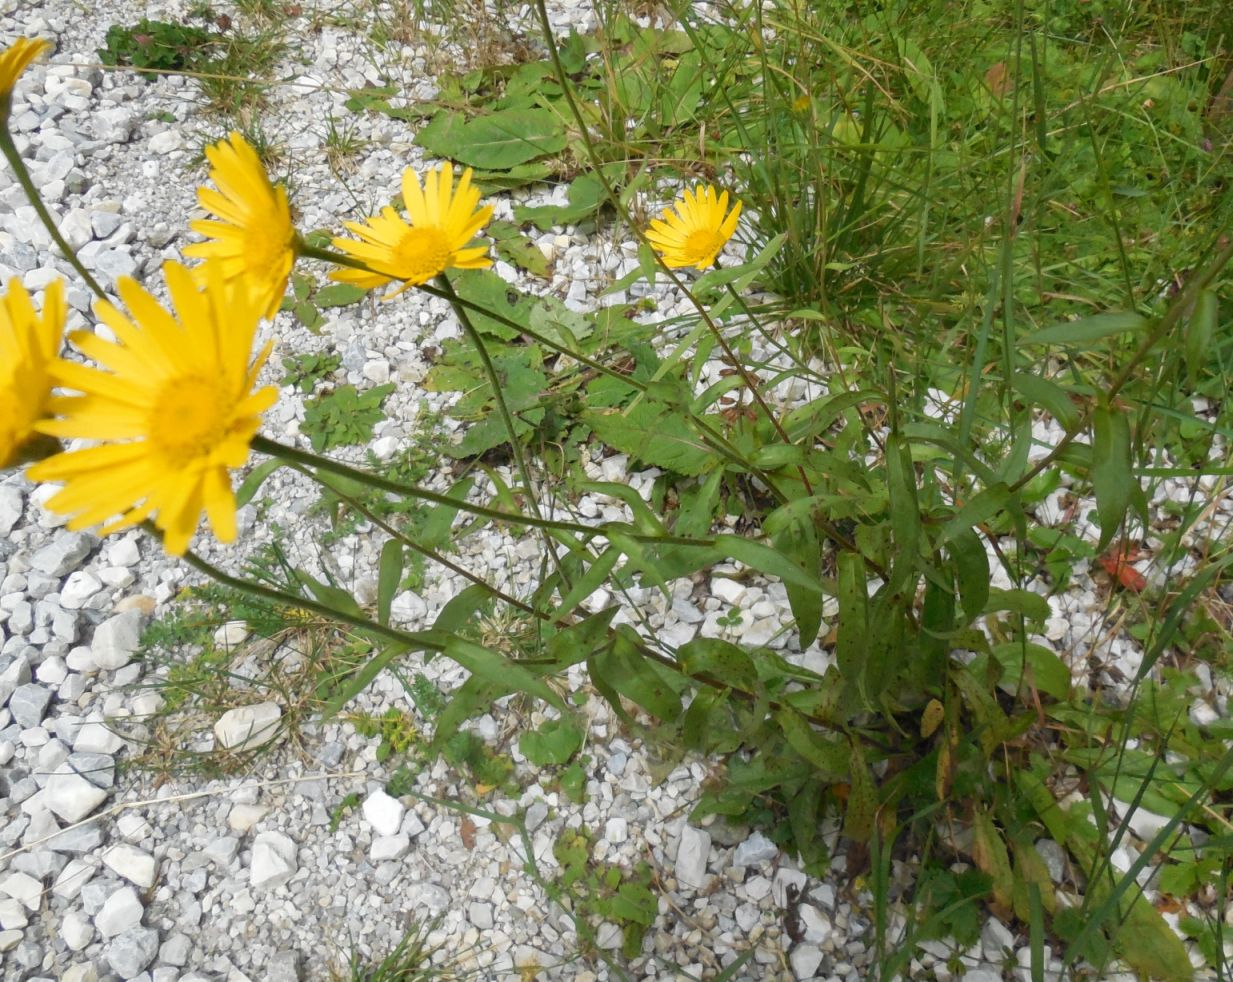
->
183 131 296 320
28 262 278 556
0 36 51 113
645 185 742 270
330 162 493 298
0 277 65 469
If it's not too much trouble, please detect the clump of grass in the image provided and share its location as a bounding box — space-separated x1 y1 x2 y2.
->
334 916 476 981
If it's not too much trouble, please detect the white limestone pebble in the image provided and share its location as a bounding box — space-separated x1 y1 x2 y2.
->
45 764 109 823
102 844 157 889
675 826 711 890
61 908 93 951
90 610 143 670
105 925 160 978
212 620 248 647
250 831 298 889
370 834 411 862
213 702 282 751
94 886 143 938
0 872 42 911
228 803 269 833
362 789 405 837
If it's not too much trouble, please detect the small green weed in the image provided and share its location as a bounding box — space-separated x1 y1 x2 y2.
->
554 827 658 961
281 350 342 394
303 383 395 452
98 19 218 79
336 916 470 981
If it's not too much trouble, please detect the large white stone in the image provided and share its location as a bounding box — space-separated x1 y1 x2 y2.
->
90 610 143 671
94 886 143 938
212 620 248 647
362 789 405 837
60 570 103 609
74 721 124 755
675 826 711 889
250 831 297 889
102 844 157 889
62 907 94 951
213 703 281 751
0 486 23 535
0 872 42 911
45 764 109 823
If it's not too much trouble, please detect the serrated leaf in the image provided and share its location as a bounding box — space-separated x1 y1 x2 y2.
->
415 107 568 169
583 401 719 475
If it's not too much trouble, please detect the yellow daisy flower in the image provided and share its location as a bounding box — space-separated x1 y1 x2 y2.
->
645 185 742 270
28 262 278 556
183 131 296 320
0 36 51 113
0 277 65 469
330 162 493 298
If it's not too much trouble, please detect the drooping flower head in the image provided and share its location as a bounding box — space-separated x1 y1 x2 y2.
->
29 262 278 556
330 162 493 298
0 277 65 469
183 131 296 319
0 36 51 121
646 185 742 270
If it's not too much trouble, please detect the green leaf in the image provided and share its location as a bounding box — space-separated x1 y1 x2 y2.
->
948 528 990 626
488 219 551 276
445 637 565 710
1019 311 1148 347
937 483 1013 547
984 588 1050 623
773 706 848 780
321 641 411 717
448 268 530 340
377 540 402 627
1010 372 1080 430
981 641 1070 699
519 717 584 766
678 638 758 692
415 107 568 169
583 401 719 476
589 627 683 721
1092 405 1133 551
314 283 367 307
710 535 826 599
235 458 282 508
1185 289 1217 386
514 172 608 230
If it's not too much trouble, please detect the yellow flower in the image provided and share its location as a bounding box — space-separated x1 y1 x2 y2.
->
28 262 277 556
330 162 493 298
0 36 51 112
645 185 742 270
0 277 65 469
183 132 296 320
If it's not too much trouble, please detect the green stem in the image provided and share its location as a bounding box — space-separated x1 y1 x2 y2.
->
252 434 593 536
288 458 539 616
177 539 447 654
435 272 569 585
0 127 107 299
1010 235 1233 494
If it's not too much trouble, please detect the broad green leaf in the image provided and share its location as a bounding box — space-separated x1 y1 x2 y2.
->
886 434 921 590
948 528 990 625
430 583 490 634
1019 311 1148 347
377 540 402 627
448 268 530 339
843 741 876 842
519 717 584 766
1092 405 1132 551
514 172 608 229
678 638 758 692
972 807 1014 913
321 641 411 717
583 402 719 475
445 636 564 709
527 296 594 347
984 588 1050 623
773 706 848 780
983 641 1070 700
937 483 1012 546
1185 289 1217 386
710 535 826 598
415 107 568 169
1010 372 1080 430
314 283 367 307
589 627 683 721
488 219 551 276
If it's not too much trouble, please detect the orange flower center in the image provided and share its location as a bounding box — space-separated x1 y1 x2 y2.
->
391 226 452 284
149 375 230 467
681 229 726 268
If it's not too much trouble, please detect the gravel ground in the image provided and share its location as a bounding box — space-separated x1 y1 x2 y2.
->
1 1 1229 980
